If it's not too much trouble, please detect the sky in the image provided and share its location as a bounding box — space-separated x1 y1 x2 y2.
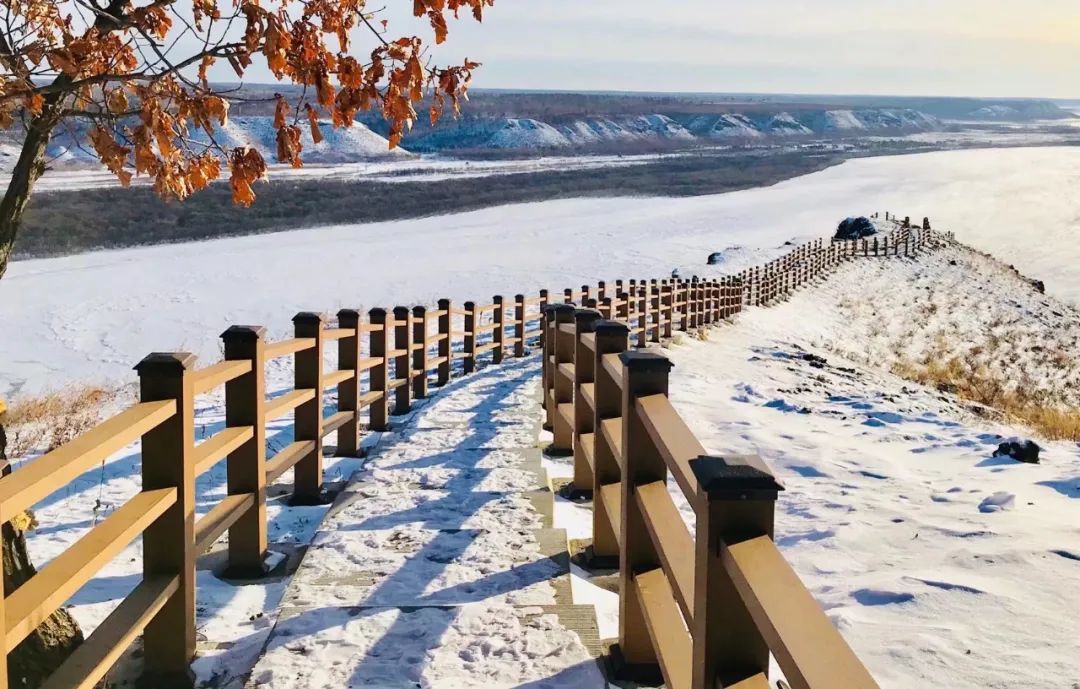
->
207 0 1080 99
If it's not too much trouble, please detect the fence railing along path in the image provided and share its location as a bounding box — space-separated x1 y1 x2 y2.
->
0 219 953 689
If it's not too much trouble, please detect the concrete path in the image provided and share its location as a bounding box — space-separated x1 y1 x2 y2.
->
244 356 607 689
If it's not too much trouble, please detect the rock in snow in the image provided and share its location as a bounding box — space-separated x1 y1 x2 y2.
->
834 216 878 240
978 491 1017 513
993 438 1042 464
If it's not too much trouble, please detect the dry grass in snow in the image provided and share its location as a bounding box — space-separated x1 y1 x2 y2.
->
2 385 119 459
811 243 1080 440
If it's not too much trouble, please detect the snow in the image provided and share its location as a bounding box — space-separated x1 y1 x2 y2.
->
244 357 606 688
5 145 1080 686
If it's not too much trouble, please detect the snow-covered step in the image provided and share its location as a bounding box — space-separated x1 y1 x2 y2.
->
245 357 607 688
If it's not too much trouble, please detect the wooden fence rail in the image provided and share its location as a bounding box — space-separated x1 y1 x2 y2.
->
0 219 953 688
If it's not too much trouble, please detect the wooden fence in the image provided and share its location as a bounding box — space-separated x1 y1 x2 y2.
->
0 221 954 688
0 295 547 689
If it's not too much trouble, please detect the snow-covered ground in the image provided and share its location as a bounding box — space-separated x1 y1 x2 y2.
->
7 172 1080 687
6 146 1080 396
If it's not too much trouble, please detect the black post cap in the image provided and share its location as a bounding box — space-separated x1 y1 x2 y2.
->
690 454 785 500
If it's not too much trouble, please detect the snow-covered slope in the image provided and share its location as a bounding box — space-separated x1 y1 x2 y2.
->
0 116 408 171
683 108 940 139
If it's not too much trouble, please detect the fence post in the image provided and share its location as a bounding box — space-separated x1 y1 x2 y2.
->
221 326 269 577
538 289 549 341
636 286 648 348
293 312 325 504
368 308 390 432
413 306 429 400
393 306 412 414
493 295 506 365
136 352 197 688
600 296 613 320
541 304 554 431
463 301 478 375
437 299 451 387
573 309 603 494
550 303 577 454
514 294 526 357
334 311 362 456
564 287 574 304
616 350 672 676
662 281 674 339
616 291 630 323
690 455 784 689
592 321 629 565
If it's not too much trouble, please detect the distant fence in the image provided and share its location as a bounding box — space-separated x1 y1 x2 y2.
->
0 218 954 688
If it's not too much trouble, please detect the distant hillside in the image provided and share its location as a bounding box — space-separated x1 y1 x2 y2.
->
359 107 942 152
0 115 409 172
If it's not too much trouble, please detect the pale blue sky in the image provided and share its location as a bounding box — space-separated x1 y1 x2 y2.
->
213 1 1080 98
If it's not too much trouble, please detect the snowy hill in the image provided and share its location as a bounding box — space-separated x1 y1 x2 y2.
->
387 107 941 151
0 116 408 172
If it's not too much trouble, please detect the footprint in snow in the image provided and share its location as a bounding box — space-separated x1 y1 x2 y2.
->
852 589 915 606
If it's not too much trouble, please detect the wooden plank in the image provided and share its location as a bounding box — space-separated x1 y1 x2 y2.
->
579 333 596 351
557 362 575 382
194 493 255 555
322 328 353 341
358 390 384 408
579 433 596 472
475 342 500 354
579 382 595 412
724 536 880 689
323 369 355 388
39 575 179 689
636 481 695 621
356 356 382 372
191 360 252 396
599 482 622 548
359 323 384 333
634 568 692 689
636 394 706 510
600 418 623 468
385 348 408 358
475 323 499 334
558 323 576 335
557 403 574 433
266 441 316 483
321 411 355 437
427 356 449 368
601 353 623 388
264 389 317 423
193 426 254 477
265 337 316 360
0 401 175 522
5 488 176 651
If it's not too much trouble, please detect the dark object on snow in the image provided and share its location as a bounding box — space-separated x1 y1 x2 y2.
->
949 259 958 266
1030 279 1046 294
707 252 724 265
993 439 1041 464
671 268 680 279
923 217 931 230
834 216 877 240
801 353 828 369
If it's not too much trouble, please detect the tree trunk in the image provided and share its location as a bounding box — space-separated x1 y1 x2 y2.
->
0 106 61 280
0 418 85 687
